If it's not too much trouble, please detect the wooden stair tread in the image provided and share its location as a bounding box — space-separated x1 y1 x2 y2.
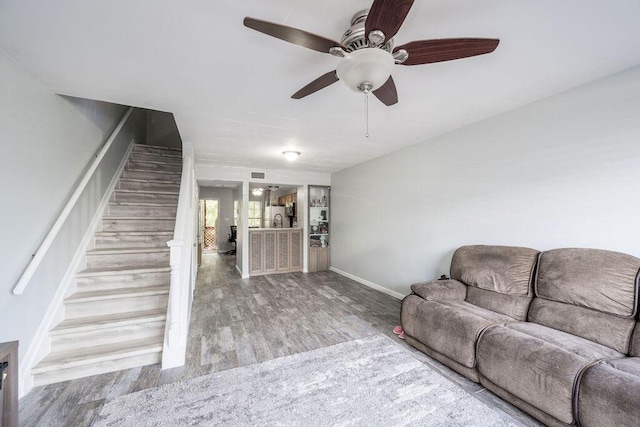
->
77 265 170 277
109 201 178 207
125 167 180 174
118 176 180 183
94 231 173 238
129 158 181 166
66 285 169 303
103 215 176 220
87 247 169 255
134 144 182 154
33 337 163 373
115 188 179 195
52 309 167 334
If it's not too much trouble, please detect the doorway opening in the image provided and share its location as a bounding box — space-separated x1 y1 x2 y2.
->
200 199 219 251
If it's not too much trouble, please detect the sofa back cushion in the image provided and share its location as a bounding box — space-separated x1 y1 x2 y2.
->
530 248 640 353
535 248 639 317
451 245 540 320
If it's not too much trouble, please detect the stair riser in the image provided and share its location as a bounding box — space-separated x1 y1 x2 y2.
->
33 352 161 387
130 152 182 165
66 294 169 318
77 272 170 292
95 234 172 249
133 144 182 157
112 191 179 203
50 322 165 353
86 251 169 269
102 219 175 232
118 180 180 192
108 204 177 217
127 160 182 173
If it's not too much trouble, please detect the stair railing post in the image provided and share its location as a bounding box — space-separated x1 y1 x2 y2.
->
166 240 184 347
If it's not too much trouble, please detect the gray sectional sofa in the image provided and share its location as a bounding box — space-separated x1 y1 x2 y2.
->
401 245 640 427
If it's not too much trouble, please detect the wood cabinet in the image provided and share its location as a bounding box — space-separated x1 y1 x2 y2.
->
1 341 18 427
277 193 296 207
309 247 330 273
249 229 302 276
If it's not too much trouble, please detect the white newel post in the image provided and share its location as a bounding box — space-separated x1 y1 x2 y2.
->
166 240 184 347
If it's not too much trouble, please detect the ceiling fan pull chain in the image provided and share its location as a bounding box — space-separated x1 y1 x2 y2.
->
365 90 370 138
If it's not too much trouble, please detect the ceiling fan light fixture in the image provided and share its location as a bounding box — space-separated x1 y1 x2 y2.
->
282 150 301 161
336 48 394 93
252 188 264 196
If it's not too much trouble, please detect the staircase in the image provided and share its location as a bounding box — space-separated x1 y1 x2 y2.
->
32 144 182 386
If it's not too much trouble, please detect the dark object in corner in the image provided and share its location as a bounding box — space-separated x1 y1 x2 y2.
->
438 275 450 280
0 362 7 390
227 225 237 255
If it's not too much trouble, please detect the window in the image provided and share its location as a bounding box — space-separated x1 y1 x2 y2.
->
248 201 262 228
233 200 239 226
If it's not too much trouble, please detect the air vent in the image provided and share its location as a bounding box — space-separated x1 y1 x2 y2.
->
251 171 266 179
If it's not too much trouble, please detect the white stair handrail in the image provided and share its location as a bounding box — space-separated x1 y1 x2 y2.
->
12 107 134 295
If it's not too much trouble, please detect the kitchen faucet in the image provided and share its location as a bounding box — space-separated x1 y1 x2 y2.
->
273 213 283 228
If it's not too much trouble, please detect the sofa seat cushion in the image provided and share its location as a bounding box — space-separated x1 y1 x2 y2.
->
477 323 623 425
578 357 640 427
401 295 515 369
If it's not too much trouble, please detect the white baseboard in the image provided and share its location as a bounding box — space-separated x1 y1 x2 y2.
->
19 140 135 398
329 267 406 300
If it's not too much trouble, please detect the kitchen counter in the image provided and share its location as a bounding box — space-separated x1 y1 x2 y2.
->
248 228 303 275
249 227 302 231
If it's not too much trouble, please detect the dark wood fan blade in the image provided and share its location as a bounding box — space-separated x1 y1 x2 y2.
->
395 38 500 66
365 0 414 41
244 17 345 54
291 71 339 99
372 76 398 106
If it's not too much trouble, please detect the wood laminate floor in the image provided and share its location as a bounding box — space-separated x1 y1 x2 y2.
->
19 252 541 426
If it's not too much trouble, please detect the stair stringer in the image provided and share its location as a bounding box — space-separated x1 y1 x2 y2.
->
29 143 183 389
20 141 136 396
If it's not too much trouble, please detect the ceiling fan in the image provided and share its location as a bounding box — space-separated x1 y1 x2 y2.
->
244 0 500 106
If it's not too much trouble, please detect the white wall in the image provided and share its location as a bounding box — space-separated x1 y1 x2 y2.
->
199 186 235 252
146 110 182 149
331 66 640 297
0 51 143 360
196 164 330 187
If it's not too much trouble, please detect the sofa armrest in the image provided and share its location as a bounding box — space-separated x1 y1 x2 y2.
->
411 279 467 301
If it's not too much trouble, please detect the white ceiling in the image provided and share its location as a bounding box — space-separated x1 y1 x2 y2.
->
2 1 640 174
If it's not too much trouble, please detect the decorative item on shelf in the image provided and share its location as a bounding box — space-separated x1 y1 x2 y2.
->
319 223 329 235
321 210 327 220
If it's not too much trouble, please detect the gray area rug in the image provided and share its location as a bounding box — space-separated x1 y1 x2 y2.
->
96 336 517 426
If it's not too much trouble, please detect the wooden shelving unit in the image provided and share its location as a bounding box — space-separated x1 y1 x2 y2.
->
308 185 330 272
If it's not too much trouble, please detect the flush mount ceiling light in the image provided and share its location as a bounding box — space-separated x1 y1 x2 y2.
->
283 151 301 161
252 188 263 196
